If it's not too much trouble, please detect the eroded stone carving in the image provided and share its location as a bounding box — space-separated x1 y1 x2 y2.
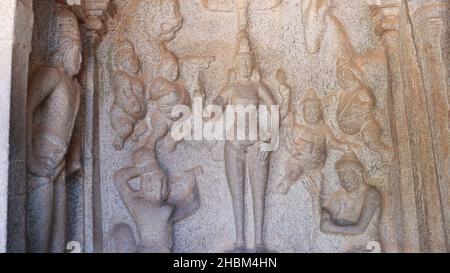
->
301 0 385 64
113 146 202 252
213 31 276 253
304 151 382 252
109 0 185 115
302 0 392 163
110 39 148 150
112 70 197 251
180 56 215 103
326 58 393 162
13 0 448 254
277 89 349 195
26 8 82 253
113 69 201 250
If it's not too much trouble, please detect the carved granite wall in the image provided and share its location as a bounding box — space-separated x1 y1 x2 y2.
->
2 0 449 253
95 0 393 253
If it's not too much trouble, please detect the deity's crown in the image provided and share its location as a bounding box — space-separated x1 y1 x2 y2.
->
301 89 321 104
236 30 252 57
335 151 365 173
54 8 80 41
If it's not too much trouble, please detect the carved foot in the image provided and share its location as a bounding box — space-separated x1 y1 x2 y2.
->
228 244 248 253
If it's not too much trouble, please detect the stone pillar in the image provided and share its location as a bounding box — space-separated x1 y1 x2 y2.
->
411 2 450 251
80 0 112 253
3 0 33 253
369 0 448 252
369 1 408 253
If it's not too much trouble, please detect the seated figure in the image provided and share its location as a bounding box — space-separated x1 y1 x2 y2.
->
304 151 382 252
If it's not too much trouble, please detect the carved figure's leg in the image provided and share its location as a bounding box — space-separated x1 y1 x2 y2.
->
50 169 67 253
26 176 54 253
247 143 269 250
224 142 246 249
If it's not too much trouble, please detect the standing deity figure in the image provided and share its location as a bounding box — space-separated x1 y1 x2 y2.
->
327 58 393 162
214 31 276 252
114 72 199 252
277 89 349 195
304 151 382 252
110 39 148 151
26 8 82 253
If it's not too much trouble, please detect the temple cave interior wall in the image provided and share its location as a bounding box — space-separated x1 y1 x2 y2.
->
1 0 449 253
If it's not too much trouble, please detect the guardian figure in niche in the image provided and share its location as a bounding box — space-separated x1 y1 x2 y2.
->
26 8 82 253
